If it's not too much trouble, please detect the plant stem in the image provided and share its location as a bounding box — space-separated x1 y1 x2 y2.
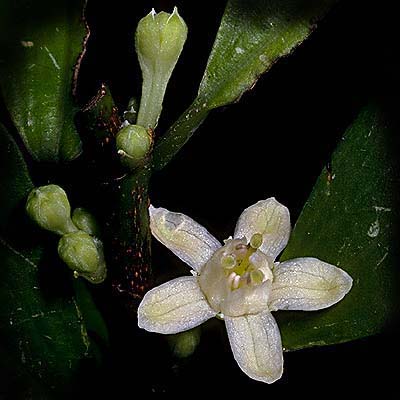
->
108 164 152 309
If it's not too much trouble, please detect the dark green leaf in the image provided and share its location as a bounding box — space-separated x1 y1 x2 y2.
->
73 279 109 345
153 0 334 169
0 124 102 391
278 105 399 350
0 0 86 162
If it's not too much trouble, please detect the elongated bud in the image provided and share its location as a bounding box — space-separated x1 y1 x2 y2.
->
72 208 100 237
135 7 187 129
116 124 152 169
58 231 107 284
167 327 201 358
26 185 77 235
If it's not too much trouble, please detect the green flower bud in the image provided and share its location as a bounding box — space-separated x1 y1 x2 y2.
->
72 208 101 237
116 124 152 169
58 231 106 284
26 185 77 235
135 7 188 129
167 327 201 358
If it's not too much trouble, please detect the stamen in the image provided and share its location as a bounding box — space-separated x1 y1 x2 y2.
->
227 272 237 287
250 233 263 249
221 254 236 270
233 275 241 289
250 269 264 285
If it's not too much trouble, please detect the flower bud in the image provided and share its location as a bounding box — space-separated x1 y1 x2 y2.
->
72 208 100 237
167 327 201 358
116 124 152 169
58 231 106 284
135 7 188 128
26 185 77 235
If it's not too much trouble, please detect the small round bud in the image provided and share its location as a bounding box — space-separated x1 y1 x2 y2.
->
72 208 100 237
116 124 152 169
58 231 106 284
26 185 77 235
167 327 201 358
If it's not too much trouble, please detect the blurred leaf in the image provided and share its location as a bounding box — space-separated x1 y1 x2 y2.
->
73 279 109 345
81 83 121 142
153 0 334 169
0 123 103 392
278 105 399 350
0 0 86 162
78 84 122 180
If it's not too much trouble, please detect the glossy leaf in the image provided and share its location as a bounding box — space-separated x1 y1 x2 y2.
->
0 124 100 391
0 0 86 162
277 105 399 350
153 0 334 169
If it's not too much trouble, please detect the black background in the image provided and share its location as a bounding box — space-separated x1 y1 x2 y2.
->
76 0 399 395
2 0 400 396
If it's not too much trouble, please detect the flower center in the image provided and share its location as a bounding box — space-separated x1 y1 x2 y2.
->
221 233 266 290
198 234 273 317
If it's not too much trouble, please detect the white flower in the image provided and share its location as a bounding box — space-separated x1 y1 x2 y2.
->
138 198 353 383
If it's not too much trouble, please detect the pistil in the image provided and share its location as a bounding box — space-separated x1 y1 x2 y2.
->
223 233 265 290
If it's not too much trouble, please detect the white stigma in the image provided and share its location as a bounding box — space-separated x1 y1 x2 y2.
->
233 275 241 289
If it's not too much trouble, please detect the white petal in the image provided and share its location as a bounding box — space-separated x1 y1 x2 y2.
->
225 312 283 384
149 205 221 272
234 198 290 261
269 258 353 311
138 276 216 334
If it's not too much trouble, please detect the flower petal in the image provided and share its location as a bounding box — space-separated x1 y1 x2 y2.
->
234 198 290 261
138 276 216 334
149 205 221 272
269 258 353 311
225 312 283 384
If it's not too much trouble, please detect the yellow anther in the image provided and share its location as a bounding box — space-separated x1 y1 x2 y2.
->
221 254 236 270
250 269 264 285
250 233 263 249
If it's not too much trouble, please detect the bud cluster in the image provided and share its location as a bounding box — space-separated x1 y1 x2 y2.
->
26 185 107 284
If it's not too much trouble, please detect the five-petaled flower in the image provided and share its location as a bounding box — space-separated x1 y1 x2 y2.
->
138 198 353 383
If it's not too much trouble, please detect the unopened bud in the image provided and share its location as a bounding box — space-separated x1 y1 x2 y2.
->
26 185 77 235
167 327 201 358
72 208 100 237
58 231 106 284
135 7 187 128
116 124 152 169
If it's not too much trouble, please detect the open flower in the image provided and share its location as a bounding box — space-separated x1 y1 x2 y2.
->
138 198 352 383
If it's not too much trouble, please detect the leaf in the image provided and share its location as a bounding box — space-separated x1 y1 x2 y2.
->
73 279 109 345
153 0 334 170
78 84 122 180
0 0 86 162
277 105 399 351
0 123 101 393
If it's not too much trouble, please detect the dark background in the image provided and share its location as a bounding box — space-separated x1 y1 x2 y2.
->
2 0 399 396
76 0 399 395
